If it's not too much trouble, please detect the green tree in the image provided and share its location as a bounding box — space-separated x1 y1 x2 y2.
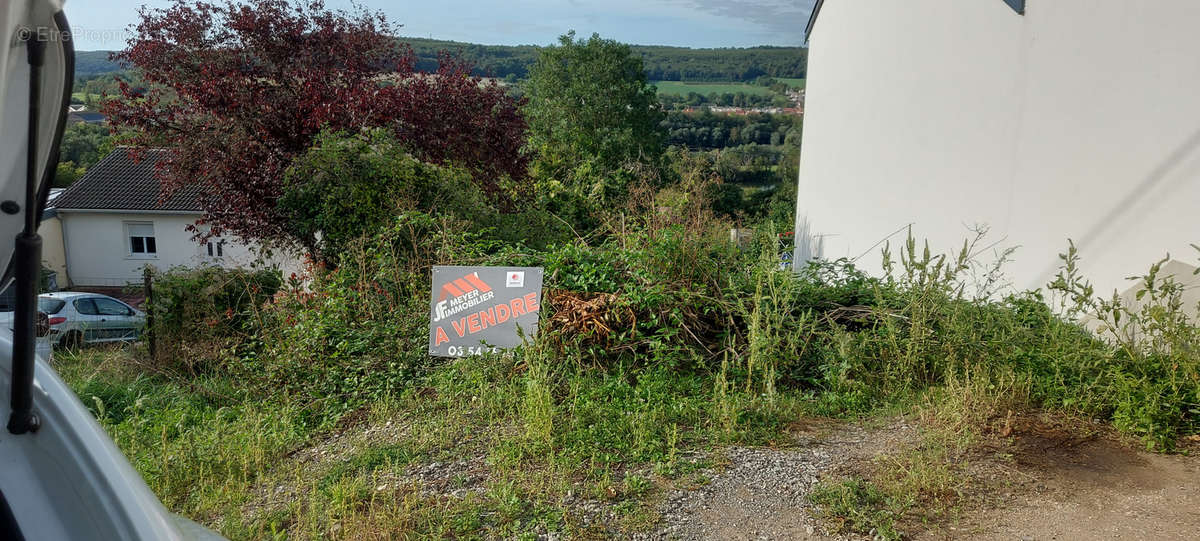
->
524 31 668 220
705 182 745 219
58 122 111 170
54 161 86 188
278 129 490 266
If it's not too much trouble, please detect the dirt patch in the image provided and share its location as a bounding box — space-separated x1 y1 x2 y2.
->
956 417 1200 540
643 414 1200 541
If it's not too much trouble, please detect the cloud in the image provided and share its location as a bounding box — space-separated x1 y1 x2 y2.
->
676 0 817 41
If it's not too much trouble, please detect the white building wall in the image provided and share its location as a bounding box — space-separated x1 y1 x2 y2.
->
38 215 67 281
59 211 302 287
797 0 1200 296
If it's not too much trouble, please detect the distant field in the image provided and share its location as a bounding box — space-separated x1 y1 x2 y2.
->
70 92 111 104
652 81 775 96
775 78 806 89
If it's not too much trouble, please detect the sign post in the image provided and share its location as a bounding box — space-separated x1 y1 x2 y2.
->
428 266 544 357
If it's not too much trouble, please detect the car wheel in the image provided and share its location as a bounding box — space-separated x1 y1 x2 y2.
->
59 330 83 351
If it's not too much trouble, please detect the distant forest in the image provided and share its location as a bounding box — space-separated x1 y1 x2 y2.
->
76 37 807 82
406 37 807 81
76 50 124 78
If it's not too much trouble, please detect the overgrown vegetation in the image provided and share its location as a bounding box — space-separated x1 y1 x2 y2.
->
144 265 282 374
53 2 1197 538
805 237 1200 539
278 129 495 266
63 203 1200 539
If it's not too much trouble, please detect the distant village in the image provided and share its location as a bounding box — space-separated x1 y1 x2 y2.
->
66 104 105 125
682 87 804 116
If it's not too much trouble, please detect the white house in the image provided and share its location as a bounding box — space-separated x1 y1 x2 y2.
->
47 148 301 287
794 0 1200 296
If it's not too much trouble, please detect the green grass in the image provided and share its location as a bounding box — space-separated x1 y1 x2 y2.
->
56 339 809 539
55 346 318 535
808 370 1032 539
652 81 776 97
810 431 969 540
811 478 902 539
774 77 806 90
70 91 116 105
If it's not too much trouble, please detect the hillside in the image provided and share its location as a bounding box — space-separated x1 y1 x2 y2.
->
76 50 123 79
76 37 807 82
405 37 807 81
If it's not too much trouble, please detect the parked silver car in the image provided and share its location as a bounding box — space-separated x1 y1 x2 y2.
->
39 292 146 349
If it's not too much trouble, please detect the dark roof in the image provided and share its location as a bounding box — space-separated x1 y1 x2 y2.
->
52 148 204 212
67 111 106 124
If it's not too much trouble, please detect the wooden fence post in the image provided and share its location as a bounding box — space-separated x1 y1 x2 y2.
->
144 266 156 363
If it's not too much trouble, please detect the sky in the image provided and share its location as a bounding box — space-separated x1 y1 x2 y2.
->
63 0 817 51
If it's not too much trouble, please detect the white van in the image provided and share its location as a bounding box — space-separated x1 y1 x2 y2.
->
0 2 222 539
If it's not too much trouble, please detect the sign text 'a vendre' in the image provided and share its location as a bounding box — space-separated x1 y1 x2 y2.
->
428 266 544 357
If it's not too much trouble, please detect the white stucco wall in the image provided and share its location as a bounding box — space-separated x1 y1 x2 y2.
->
796 0 1200 296
38 214 67 281
58 211 302 287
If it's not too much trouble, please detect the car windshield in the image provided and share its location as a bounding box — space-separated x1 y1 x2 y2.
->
37 297 66 315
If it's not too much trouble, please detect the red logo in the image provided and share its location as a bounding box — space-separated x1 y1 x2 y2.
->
437 272 492 301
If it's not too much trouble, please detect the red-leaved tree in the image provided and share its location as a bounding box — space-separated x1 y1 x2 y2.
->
106 0 528 248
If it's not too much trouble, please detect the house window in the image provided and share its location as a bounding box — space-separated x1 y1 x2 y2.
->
125 222 157 258
206 239 224 258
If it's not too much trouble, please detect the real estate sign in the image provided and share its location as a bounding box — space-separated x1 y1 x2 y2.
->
428 266 544 357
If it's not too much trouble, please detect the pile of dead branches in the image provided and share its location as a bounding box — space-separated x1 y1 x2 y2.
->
543 289 636 348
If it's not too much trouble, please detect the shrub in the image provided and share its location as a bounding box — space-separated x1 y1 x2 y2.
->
704 182 744 218
249 212 509 413
279 129 497 267
147 265 282 374
1045 244 1200 448
787 232 1199 448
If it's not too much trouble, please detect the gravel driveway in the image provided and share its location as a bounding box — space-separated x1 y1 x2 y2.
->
640 421 916 540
